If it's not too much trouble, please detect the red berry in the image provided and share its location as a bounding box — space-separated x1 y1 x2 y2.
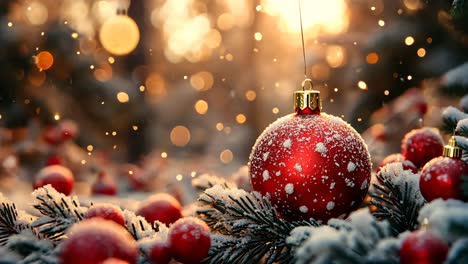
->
168 217 211 264
420 157 468 202
400 230 448 264
85 203 125 226
147 239 172 264
34 165 74 195
60 218 139 264
46 155 62 166
136 193 182 226
401 127 444 168
376 153 418 173
92 172 118 196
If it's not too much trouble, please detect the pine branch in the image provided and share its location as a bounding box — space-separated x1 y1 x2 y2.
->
123 210 156 241
456 119 468 137
197 185 319 264
441 107 468 134
0 194 32 246
369 163 426 234
192 173 236 192
31 185 86 242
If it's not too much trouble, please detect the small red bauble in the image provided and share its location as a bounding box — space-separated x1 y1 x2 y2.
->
168 217 211 264
92 172 118 196
401 127 444 168
376 153 418 174
420 157 468 202
136 193 182 226
85 203 125 226
249 86 371 222
400 229 449 264
147 239 172 264
34 165 74 195
58 119 78 141
43 126 62 146
60 218 139 264
46 155 62 166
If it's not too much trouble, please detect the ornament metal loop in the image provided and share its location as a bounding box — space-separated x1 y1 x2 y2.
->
301 78 314 91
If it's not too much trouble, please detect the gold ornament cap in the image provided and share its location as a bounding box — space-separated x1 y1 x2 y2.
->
294 79 321 115
443 136 463 158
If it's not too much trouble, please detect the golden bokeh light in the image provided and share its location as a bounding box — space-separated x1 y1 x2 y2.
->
405 36 415 46
26 1 48 25
194 100 209 115
417 48 426 57
99 15 140 56
216 123 224 131
236 114 247 124
403 0 424 10
145 73 167 101
261 0 348 35
254 32 263 41
220 149 233 164
117 92 130 103
358 81 368 90
190 71 214 91
35 51 54 71
311 63 331 81
378 20 385 26
366 52 379 64
245 90 257 101
326 45 345 68
217 13 235 31
170 126 191 147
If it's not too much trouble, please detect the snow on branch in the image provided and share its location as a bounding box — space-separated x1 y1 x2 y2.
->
31 185 87 242
369 163 426 234
197 184 318 264
441 106 468 134
456 118 468 137
0 194 34 246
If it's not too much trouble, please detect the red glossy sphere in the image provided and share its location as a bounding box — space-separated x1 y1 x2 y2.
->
34 165 74 195
60 219 139 264
85 203 126 226
400 230 448 264
420 157 468 202
377 153 418 174
92 172 118 196
136 193 182 226
401 127 444 168
249 113 371 222
168 217 211 264
148 239 172 264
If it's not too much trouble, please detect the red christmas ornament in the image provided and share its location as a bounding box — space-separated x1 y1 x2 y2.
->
401 127 444 168
92 171 118 196
147 239 172 264
136 193 182 226
85 203 126 226
46 155 62 166
60 218 139 264
43 125 62 146
58 119 78 141
400 229 449 264
376 153 418 174
168 217 211 264
33 165 74 195
420 136 468 202
249 80 372 222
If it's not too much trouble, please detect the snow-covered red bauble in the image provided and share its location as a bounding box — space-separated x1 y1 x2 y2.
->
376 153 417 174
249 81 372 222
420 136 468 202
136 193 182 226
147 238 172 264
92 171 118 196
33 165 74 195
60 218 139 264
400 229 448 264
168 217 211 264
401 127 444 168
85 203 125 226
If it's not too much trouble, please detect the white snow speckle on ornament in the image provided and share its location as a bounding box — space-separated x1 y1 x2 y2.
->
360 179 368 190
347 162 356 172
330 182 336 189
285 183 294 194
299 205 309 213
326 202 335 210
263 152 269 161
436 174 448 183
345 178 355 188
283 138 292 149
262 170 270 181
294 163 303 172
275 171 281 176
315 142 327 154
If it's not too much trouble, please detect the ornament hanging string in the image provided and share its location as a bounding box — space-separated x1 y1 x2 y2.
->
297 0 313 90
